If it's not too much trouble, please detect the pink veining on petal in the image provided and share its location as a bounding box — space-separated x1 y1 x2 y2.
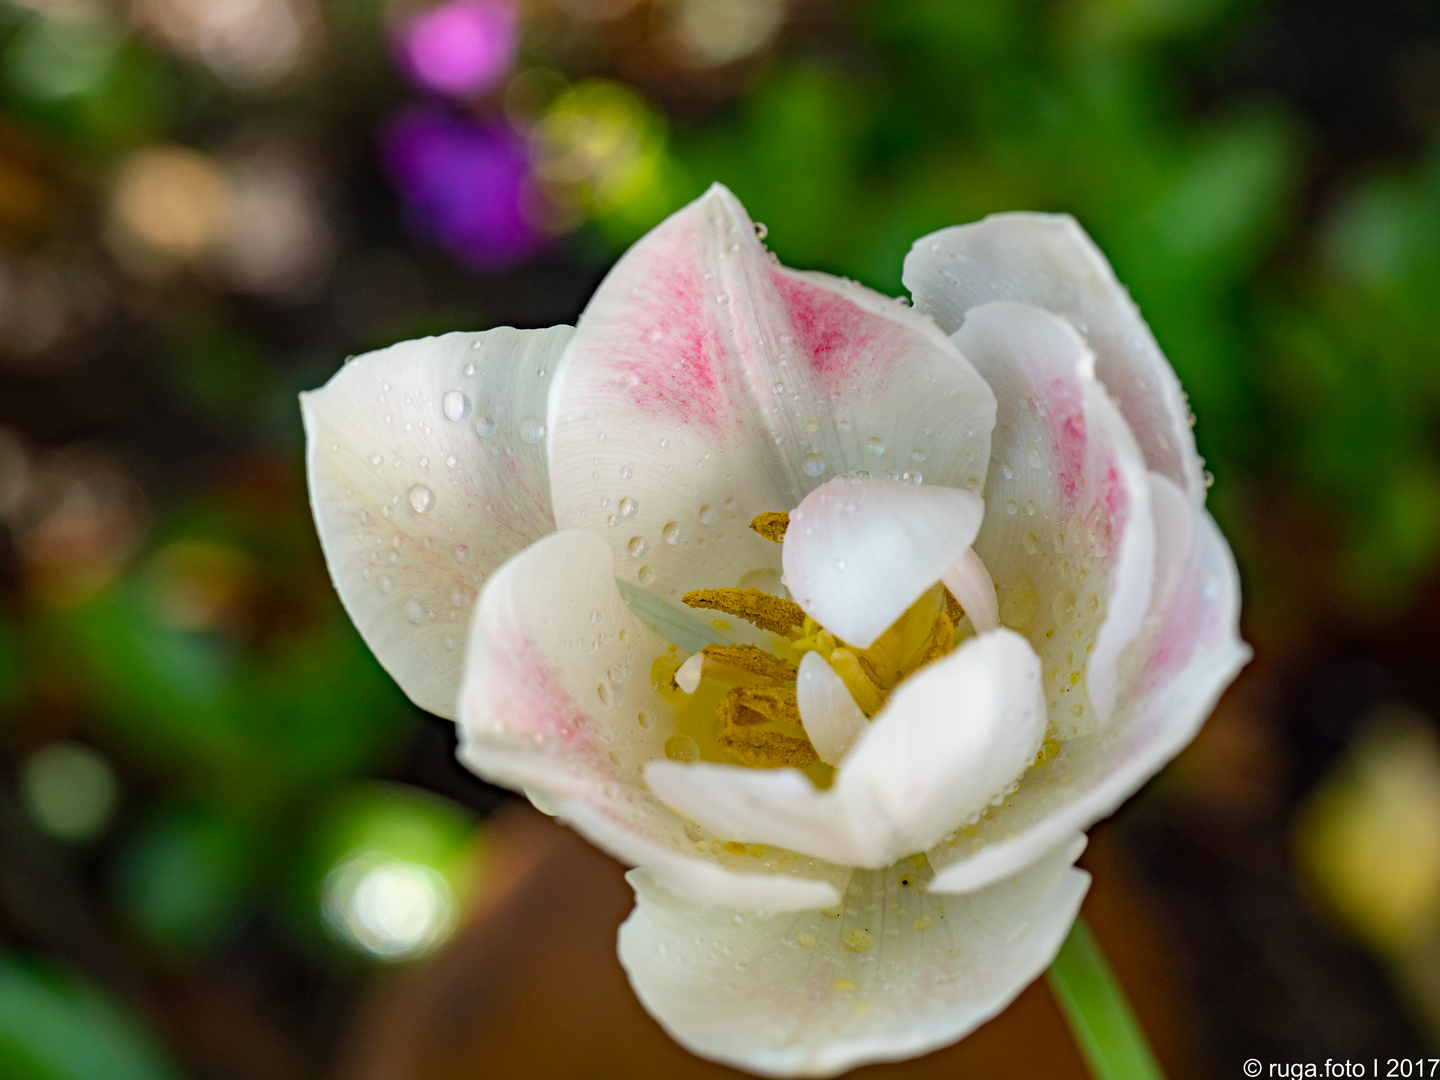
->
600 217 728 429
1035 374 1128 569
769 270 905 394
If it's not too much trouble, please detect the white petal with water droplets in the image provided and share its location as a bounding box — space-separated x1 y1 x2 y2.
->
796 651 868 766
645 629 1046 868
618 834 1089 1078
927 472 1248 895
956 302 1154 736
548 183 995 644
302 326 571 718
457 528 846 910
782 477 985 649
903 212 1206 504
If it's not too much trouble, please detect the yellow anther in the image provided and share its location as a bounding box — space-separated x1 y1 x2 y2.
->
701 644 797 683
943 584 964 626
682 587 806 635
828 649 886 716
749 512 790 543
716 684 819 768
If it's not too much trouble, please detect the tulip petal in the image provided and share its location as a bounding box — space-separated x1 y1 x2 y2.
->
618 834 1089 1078
956 302 1155 735
903 212 1206 504
782 478 985 649
457 528 846 910
548 184 995 636
927 473 1248 896
301 326 571 718
645 629 1047 869
796 652 868 766
941 547 999 634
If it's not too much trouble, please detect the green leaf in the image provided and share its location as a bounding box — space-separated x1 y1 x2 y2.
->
1047 918 1166 1080
0 955 182 1080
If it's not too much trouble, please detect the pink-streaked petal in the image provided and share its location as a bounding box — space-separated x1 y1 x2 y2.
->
956 302 1154 736
301 326 571 718
903 212 1206 505
783 477 985 649
548 184 995 634
927 473 1248 896
618 835 1089 1078
942 547 999 634
645 629 1046 869
457 528 846 910
796 652 868 766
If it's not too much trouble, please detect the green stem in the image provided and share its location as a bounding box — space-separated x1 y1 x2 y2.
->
1047 917 1167 1080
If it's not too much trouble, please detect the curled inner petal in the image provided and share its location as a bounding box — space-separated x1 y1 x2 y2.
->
796 651 868 766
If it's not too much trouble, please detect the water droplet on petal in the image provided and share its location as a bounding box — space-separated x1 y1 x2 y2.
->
405 600 425 623
698 505 716 524
519 419 546 444
442 390 471 421
802 453 825 477
638 565 656 584
628 536 650 558
619 497 639 519
408 484 434 514
475 417 497 438
866 436 885 457
455 545 470 562
664 734 699 762
663 522 687 545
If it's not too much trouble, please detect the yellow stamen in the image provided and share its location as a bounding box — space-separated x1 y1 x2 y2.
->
749 512 790 543
701 643 798 683
943 584 964 626
716 684 819 768
911 611 955 672
682 587 806 635
828 648 886 716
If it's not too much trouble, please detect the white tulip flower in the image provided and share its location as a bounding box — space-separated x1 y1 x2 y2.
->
302 184 1247 1076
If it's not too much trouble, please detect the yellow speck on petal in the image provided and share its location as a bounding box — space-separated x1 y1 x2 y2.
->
683 587 805 635
1033 737 1062 767
833 979 857 992
1069 670 1081 685
724 841 748 856
822 906 842 919
913 915 933 931
749 512 790 543
747 844 764 857
843 928 873 952
711 618 730 630
796 931 817 948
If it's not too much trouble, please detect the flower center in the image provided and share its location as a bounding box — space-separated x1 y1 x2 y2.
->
649 511 968 777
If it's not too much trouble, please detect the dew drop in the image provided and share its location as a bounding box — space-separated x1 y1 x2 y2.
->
911 448 927 463
408 484 435 514
404 600 425 623
698 505 717 524
866 436 885 457
455 545 470 563
619 497 640 519
519 419 546 444
1022 533 1040 555
463 362 475 375
621 465 634 480
379 574 395 593
445 455 458 469
664 734 699 762
802 453 826 477
442 390 472 421
475 417 497 438
637 709 653 729
754 222 768 240
638 565 656 584
724 498 738 512
628 536 649 558
663 522 687 545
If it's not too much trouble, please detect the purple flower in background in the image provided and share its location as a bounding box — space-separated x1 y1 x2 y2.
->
395 0 517 98
383 107 545 271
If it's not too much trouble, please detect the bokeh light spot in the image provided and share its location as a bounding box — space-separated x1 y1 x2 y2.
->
396 0 517 97
323 852 458 960
19 742 119 842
